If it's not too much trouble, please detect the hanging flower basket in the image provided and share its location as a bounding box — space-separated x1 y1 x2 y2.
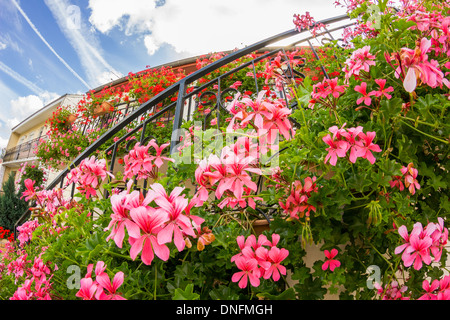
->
66 113 77 126
252 219 273 236
93 101 114 116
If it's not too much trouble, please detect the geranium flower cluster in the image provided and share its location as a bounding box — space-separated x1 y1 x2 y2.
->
8 250 56 300
231 234 289 289
354 79 394 106
194 140 262 210
371 2 450 94
105 182 207 266
0 226 13 242
309 77 348 109
122 139 173 181
390 37 450 93
342 45 376 82
418 275 450 300
395 218 448 270
374 281 410 300
262 50 301 92
293 11 325 37
389 162 421 195
322 124 382 166
31 188 70 218
16 219 40 247
76 261 126 300
226 90 295 144
279 176 319 220
66 156 114 199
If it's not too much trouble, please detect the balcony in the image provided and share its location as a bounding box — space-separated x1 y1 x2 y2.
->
2 137 43 164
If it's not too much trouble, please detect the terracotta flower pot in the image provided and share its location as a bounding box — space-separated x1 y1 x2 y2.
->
252 219 272 236
0 239 7 255
66 113 77 126
94 101 114 116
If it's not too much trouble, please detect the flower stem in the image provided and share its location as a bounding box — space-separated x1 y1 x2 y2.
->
400 120 448 144
154 264 158 300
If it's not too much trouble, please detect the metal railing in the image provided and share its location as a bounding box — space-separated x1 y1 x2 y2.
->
14 14 354 239
2 137 44 163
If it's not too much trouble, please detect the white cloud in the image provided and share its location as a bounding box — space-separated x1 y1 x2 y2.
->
144 35 159 56
0 136 9 150
0 60 43 95
11 0 90 89
88 0 157 34
0 33 22 53
9 91 60 120
43 0 123 88
0 88 59 149
88 0 347 57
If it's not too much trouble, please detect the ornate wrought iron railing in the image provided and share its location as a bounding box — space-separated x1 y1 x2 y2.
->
14 14 354 238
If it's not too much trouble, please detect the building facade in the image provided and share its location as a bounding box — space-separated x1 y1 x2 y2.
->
0 94 83 189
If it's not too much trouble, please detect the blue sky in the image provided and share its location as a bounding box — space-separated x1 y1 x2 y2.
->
0 0 346 149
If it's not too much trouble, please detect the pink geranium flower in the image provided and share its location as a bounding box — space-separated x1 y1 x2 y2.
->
257 246 289 281
403 233 433 270
123 140 174 181
231 233 289 288
401 163 421 195
151 184 197 252
279 176 318 220
66 156 114 199
341 126 365 163
231 256 261 289
310 77 348 109
419 279 440 300
76 278 98 300
355 131 382 164
322 248 341 271
322 133 349 166
105 181 150 248
394 220 447 271
149 140 174 168
396 37 447 92
21 179 37 202
95 271 127 300
128 206 170 266
343 45 376 82
197 145 262 209
354 82 373 106
369 79 394 99
390 163 421 195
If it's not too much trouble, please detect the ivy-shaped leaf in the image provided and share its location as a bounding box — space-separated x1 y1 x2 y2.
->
172 284 200 300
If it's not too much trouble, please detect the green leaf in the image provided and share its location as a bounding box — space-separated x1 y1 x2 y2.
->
347 172 372 192
379 98 402 119
209 285 240 300
172 284 200 300
294 276 327 300
371 171 392 187
378 158 402 176
257 288 296 300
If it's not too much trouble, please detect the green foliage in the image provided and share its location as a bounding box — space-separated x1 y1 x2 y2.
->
1 0 450 301
0 174 27 231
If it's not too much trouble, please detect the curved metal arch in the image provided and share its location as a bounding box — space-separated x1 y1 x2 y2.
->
14 14 353 238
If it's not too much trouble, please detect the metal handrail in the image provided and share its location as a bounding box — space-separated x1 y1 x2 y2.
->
13 14 354 239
